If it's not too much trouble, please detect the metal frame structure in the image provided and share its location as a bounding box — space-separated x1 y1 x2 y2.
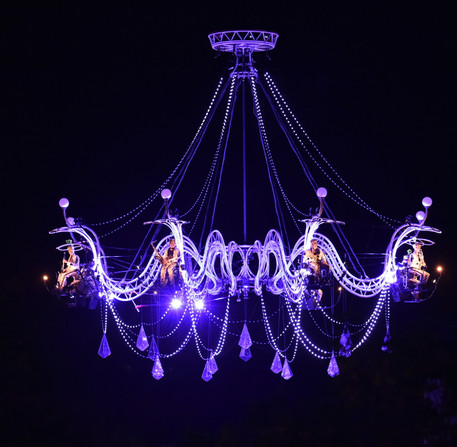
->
48 31 441 381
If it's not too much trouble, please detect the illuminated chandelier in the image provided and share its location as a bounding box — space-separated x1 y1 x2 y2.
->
48 31 441 381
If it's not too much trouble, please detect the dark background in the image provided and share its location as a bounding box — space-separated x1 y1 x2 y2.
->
2 1 456 446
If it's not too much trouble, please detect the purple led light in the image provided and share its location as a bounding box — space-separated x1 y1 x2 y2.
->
194 299 205 310
171 298 183 309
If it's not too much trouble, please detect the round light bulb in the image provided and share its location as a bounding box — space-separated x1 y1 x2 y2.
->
161 189 172 200
59 198 69 208
416 211 425 221
171 298 183 309
316 187 327 198
422 196 432 208
194 299 205 310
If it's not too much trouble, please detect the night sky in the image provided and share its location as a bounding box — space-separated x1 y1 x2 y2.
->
2 1 457 446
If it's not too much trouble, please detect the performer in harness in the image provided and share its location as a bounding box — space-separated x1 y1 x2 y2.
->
303 239 330 284
57 244 80 290
302 239 330 305
155 237 181 287
407 241 430 287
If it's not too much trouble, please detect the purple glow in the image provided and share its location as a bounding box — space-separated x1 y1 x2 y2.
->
148 336 159 361
59 197 69 208
98 333 111 358
422 196 432 207
202 361 213 382
152 356 164 380
208 30 278 53
239 347 252 362
339 326 353 351
48 33 443 381
316 187 327 198
161 188 172 200
208 355 218 374
194 299 205 310
170 298 183 309
238 323 252 349
382 328 392 352
281 358 293 380
136 324 149 351
270 351 283 374
327 353 339 378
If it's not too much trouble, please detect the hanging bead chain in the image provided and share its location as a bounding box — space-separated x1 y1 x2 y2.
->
284 298 332 359
107 299 149 358
159 327 195 359
100 294 108 334
204 296 285 325
180 78 234 220
155 303 190 339
304 304 342 340
384 290 391 332
213 293 231 356
351 288 387 352
250 76 303 235
260 295 299 355
264 72 400 226
186 76 238 236
89 77 224 232
189 301 208 360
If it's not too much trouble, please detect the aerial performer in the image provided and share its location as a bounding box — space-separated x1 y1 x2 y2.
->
57 244 80 291
303 239 330 283
158 237 181 287
302 238 330 304
407 241 430 293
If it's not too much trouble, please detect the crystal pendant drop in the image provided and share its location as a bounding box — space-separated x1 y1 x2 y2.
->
382 328 392 353
383 329 391 344
239 347 252 362
270 351 282 374
148 336 160 360
152 356 164 380
202 361 213 382
98 333 111 358
136 324 149 351
339 325 352 357
238 323 253 349
208 354 218 374
281 358 293 380
327 352 340 378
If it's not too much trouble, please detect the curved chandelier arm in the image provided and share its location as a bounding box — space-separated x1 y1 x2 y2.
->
51 224 162 300
50 216 440 303
314 223 441 298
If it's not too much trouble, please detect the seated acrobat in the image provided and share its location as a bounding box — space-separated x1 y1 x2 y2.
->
302 239 330 305
303 239 330 284
407 242 430 287
57 245 80 291
159 238 181 287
